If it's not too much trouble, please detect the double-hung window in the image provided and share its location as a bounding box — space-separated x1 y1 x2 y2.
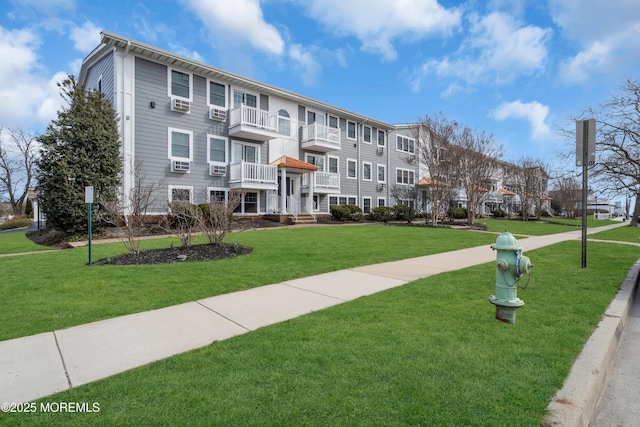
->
347 121 356 140
328 115 339 129
377 130 385 146
396 135 415 154
168 128 193 161
278 109 291 136
208 81 226 108
170 70 191 100
347 159 356 179
208 135 227 164
363 162 372 181
363 126 372 144
169 185 193 203
328 156 339 174
396 168 415 185
377 164 386 182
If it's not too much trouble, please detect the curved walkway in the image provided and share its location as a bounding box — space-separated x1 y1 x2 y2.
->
0 222 637 427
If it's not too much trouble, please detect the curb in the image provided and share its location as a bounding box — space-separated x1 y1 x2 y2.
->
542 260 640 426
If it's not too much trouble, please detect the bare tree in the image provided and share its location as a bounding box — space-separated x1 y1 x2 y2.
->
166 201 201 248
508 157 549 220
451 127 501 224
550 176 581 218
0 126 39 215
390 184 418 223
413 113 455 226
197 190 242 245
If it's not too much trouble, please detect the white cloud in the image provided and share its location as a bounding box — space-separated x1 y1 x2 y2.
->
0 26 65 128
69 21 102 54
550 0 640 84
491 100 550 140
300 0 462 61
183 0 285 56
289 44 321 86
414 12 551 90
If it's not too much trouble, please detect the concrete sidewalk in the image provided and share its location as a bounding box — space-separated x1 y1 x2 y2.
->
0 222 635 425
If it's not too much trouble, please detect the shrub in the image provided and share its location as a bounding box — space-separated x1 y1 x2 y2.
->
448 207 467 219
392 204 416 222
331 204 363 221
369 206 393 222
0 218 32 231
492 209 506 218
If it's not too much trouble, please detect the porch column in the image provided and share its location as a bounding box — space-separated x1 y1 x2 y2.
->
280 168 287 214
307 172 315 213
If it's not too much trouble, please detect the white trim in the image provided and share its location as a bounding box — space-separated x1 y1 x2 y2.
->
231 87 259 108
206 78 227 109
395 167 415 185
362 125 372 144
328 155 339 174
362 196 372 213
231 140 261 163
377 129 385 146
328 114 339 129
346 158 357 179
363 161 372 181
206 187 228 203
167 68 192 101
168 185 193 203
346 120 357 141
377 164 386 183
377 197 386 207
207 134 228 165
168 127 193 162
396 134 415 154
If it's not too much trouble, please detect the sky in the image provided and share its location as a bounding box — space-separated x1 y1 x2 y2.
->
1 0 640 174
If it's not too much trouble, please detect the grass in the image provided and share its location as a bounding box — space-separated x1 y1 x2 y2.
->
0 231 53 254
2 240 637 426
588 223 640 244
480 217 619 235
0 225 499 341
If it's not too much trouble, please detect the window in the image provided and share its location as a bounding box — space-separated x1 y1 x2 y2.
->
347 121 356 140
244 192 258 213
208 81 226 107
168 128 192 161
208 135 227 164
363 126 372 144
306 154 325 172
233 90 257 108
328 115 339 129
208 188 227 203
377 130 385 146
330 196 356 208
377 198 386 207
232 142 258 163
377 164 386 182
169 185 193 203
363 162 372 181
396 168 415 185
347 159 356 179
363 197 372 213
170 70 191 99
278 109 291 136
396 135 415 154
328 156 339 174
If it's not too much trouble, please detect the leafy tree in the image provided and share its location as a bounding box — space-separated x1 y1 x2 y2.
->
36 75 121 235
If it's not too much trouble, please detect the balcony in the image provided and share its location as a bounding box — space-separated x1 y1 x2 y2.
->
301 123 341 152
302 172 340 194
229 104 279 142
229 161 278 190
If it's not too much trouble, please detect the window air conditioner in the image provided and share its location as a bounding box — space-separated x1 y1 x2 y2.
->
378 183 386 190
377 146 384 155
209 164 227 176
209 108 227 121
172 160 190 172
172 98 191 112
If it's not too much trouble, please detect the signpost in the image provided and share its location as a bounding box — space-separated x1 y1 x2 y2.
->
85 186 94 266
576 119 596 268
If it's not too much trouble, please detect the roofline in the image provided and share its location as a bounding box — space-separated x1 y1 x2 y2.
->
94 30 394 130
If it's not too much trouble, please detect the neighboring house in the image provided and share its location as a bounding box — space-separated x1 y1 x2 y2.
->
79 31 415 222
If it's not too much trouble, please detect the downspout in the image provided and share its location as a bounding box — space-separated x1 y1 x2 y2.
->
121 40 133 217
358 117 369 208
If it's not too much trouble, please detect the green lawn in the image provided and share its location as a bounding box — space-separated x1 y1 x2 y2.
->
588 223 640 244
480 217 619 235
0 225 498 341
2 240 637 426
0 231 53 255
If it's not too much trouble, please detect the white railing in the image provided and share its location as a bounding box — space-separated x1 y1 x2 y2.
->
229 104 278 132
302 172 340 190
229 161 277 184
301 123 340 145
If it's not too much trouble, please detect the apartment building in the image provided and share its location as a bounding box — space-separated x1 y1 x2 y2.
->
78 31 418 222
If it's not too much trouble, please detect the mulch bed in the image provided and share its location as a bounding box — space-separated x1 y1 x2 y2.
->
94 242 253 265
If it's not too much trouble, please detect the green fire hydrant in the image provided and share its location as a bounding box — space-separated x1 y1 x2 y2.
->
489 231 532 324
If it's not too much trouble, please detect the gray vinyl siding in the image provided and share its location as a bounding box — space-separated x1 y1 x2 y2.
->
84 50 115 105
134 57 231 211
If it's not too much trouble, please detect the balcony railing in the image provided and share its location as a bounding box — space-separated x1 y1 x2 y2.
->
302 172 340 190
229 161 277 185
301 123 341 152
230 104 278 132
